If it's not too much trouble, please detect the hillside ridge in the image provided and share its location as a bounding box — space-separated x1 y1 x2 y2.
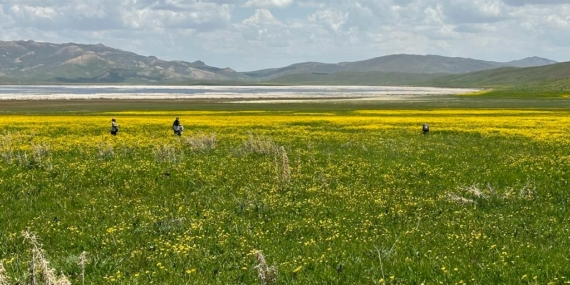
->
0 40 560 85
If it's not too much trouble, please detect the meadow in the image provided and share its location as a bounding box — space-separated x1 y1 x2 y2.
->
1 103 570 284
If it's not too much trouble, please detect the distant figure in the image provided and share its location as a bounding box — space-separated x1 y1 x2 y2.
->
110 118 119 136
422 123 430 134
173 117 183 136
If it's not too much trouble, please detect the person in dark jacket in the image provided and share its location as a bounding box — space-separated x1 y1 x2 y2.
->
173 117 183 136
422 123 429 134
110 118 119 136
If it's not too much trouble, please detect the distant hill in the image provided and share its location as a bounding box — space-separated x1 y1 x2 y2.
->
504 56 557 68
339 54 500 73
267 61 570 89
423 61 570 88
267 71 447 86
448 63 570 98
0 40 562 87
0 40 247 83
249 54 556 81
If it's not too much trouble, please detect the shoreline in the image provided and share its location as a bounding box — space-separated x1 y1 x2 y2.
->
0 85 480 101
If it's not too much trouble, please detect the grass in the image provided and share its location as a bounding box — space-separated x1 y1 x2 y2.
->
468 87 570 99
2 93 570 113
1 102 570 284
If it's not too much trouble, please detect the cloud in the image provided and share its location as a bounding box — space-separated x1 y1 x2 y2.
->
501 0 570 6
236 8 289 43
122 3 232 30
439 0 509 24
0 0 233 31
307 9 348 32
244 0 293 8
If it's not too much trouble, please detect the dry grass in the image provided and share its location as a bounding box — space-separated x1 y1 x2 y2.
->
0 263 10 285
239 134 291 185
502 182 536 200
16 151 31 167
447 193 475 204
1 232 88 284
274 146 291 184
78 252 87 285
22 231 71 285
462 184 485 198
253 251 278 285
241 134 277 155
32 142 50 163
449 182 537 205
184 133 217 152
154 144 182 164
517 182 536 199
0 134 50 168
96 142 114 160
0 149 13 164
0 132 14 164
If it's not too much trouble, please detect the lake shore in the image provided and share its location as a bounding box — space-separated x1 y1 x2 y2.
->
0 85 479 100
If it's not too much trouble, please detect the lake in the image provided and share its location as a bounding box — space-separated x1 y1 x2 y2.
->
0 85 479 100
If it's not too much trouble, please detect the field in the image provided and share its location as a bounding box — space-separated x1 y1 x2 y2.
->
1 100 570 284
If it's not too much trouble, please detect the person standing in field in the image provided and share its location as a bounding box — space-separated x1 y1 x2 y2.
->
173 117 183 136
422 123 429 134
110 118 119 136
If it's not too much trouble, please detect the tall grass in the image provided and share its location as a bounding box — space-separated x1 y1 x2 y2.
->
153 144 182 164
274 146 291 185
183 133 217 152
254 251 278 285
240 133 277 155
0 263 9 285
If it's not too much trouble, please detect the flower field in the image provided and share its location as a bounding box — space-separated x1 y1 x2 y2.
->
1 109 570 284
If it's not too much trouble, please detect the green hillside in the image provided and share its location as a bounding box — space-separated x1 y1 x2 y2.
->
512 77 570 92
429 61 570 98
266 71 448 86
426 61 570 88
266 61 570 96
468 78 570 99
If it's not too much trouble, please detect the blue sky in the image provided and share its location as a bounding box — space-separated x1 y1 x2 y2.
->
0 0 569 71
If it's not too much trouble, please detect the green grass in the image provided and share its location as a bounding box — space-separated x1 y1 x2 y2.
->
1 103 570 284
2 93 570 114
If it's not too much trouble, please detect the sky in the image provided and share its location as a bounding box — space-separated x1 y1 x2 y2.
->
0 0 569 71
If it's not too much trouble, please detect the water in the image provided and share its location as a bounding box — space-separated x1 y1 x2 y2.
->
0 85 479 100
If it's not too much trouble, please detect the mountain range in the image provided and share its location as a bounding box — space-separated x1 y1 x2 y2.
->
0 40 563 87
0 40 247 83
245 54 556 80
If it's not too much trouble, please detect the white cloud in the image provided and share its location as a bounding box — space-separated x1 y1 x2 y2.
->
307 9 348 32
440 0 508 24
121 3 231 30
241 8 283 27
546 14 570 28
502 0 570 6
236 8 289 45
244 0 293 8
